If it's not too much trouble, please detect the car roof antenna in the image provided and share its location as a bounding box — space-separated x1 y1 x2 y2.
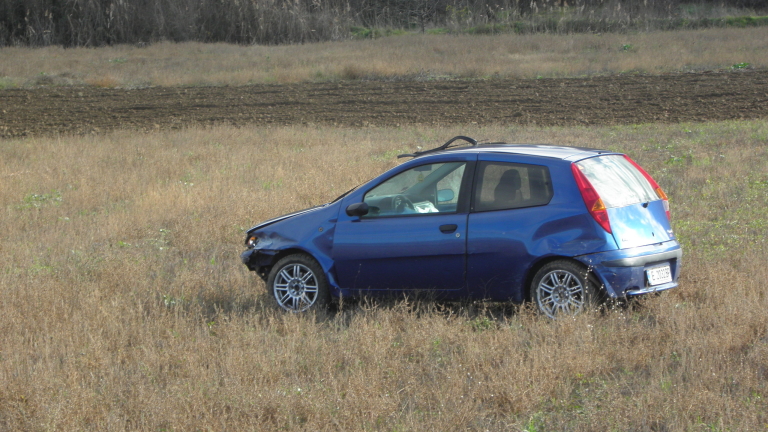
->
397 136 478 159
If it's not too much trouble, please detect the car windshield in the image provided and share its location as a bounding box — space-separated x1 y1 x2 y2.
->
575 155 657 208
331 184 360 203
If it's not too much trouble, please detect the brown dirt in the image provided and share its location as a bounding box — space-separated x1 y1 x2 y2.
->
1 70 767 138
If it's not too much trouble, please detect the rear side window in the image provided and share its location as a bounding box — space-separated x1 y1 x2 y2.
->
473 162 553 212
575 155 657 208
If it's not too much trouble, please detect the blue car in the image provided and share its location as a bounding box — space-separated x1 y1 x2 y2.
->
241 136 682 318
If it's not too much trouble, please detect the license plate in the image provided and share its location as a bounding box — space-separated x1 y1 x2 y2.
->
646 265 672 286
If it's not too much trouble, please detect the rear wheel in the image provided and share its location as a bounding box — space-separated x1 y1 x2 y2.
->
267 254 330 312
530 260 599 319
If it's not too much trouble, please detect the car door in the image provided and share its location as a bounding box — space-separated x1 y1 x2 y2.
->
332 156 475 292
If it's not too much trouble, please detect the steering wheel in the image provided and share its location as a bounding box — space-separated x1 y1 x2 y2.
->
393 195 415 214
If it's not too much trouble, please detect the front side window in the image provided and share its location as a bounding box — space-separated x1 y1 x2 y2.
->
364 162 466 217
473 162 553 212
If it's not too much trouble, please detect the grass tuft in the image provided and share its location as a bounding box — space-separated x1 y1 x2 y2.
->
86 75 121 88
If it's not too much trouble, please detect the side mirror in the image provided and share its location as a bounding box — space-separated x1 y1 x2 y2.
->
437 189 455 203
345 202 369 217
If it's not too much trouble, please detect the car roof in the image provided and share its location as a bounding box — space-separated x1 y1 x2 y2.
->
425 143 618 161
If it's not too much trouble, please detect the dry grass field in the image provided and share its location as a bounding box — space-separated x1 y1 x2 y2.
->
1 26 767 88
1 121 767 430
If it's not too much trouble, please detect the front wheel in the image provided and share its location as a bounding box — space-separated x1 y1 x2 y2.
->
530 260 599 319
267 254 330 312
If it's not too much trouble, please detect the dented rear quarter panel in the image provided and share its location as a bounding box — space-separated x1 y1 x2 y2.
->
466 156 619 302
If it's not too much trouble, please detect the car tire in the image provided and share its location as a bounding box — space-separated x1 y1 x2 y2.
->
267 254 330 312
530 260 600 319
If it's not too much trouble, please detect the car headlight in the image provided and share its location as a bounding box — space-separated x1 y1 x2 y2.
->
246 236 259 248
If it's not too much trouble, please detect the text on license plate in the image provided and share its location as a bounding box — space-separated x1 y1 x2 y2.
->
646 265 672 286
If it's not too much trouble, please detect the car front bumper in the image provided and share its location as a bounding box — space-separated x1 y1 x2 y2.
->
241 247 280 281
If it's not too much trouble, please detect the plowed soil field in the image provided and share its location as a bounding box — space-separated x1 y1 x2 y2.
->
2 70 767 138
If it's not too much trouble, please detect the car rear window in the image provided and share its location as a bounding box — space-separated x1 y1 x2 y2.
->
575 155 657 208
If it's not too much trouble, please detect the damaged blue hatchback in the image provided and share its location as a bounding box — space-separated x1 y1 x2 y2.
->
241 136 682 318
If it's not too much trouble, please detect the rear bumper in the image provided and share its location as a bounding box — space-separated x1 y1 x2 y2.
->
601 249 682 268
576 241 682 298
625 282 677 296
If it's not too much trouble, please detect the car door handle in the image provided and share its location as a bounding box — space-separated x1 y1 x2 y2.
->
439 224 458 234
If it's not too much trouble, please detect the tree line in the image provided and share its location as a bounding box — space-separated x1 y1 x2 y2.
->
1 0 765 47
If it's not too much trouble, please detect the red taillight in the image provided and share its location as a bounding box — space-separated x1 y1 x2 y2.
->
622 155 671 221
571 164 612 234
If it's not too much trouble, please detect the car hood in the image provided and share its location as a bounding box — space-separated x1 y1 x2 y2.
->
246 204 331 235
